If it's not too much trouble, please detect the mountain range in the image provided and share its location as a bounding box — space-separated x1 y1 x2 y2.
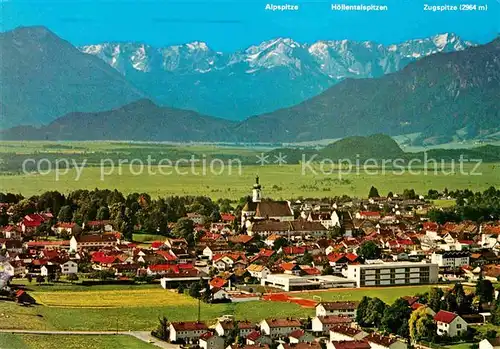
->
1 26 499 144
80 33 474 119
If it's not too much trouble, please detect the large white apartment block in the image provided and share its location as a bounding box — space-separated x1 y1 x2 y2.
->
431 251 470 268
346 262 438 287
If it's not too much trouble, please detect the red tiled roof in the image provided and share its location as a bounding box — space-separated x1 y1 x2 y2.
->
221 213 236 222
434 310 458 324
264 318 301 327
289 329 305 338
283 246 306 255
199 331 214 340
359 211 380 217
331 341 371 349
316 316 352 325
210 277 227 288
246 330 261 341
170 321 208 331
330 325 363 337
155 250 177 261
365 333 397 347
151 241 164 248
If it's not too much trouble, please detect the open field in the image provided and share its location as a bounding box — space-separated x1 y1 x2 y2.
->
1 140 498 199
32 289 196 308
0 285 452 332
0 333 156 349
1 162 498 200
0 299 309 331
295 285 450 303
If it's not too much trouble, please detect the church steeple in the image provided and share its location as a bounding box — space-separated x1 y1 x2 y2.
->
252 175 262 202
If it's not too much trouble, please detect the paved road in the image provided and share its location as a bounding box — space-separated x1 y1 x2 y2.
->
0 329 178 349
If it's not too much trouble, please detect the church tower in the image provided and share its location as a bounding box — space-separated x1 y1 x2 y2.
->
252 175 262 203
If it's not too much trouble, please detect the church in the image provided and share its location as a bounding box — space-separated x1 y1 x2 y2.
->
241 176 294 228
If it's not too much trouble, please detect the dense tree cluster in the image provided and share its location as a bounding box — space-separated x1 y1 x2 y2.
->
428 186 500 223
0 189 231 241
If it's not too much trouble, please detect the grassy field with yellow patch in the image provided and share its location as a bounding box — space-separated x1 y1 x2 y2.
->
32 289 196 308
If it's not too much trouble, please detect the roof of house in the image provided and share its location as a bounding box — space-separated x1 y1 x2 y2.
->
358 211 381 217
221 213 236 222
315 316 352 325
288 329 306 339
280 342 321 349
210 277 228 288
434 310 458 324
330 341 371 349
170 321 208 331
263 318 301 327
365 333 397 347
76 234 116 243
246 330 262 341
317 301 359 311
247 264 268 273
199 331 215 340
330 325 363 337
255 201 293 218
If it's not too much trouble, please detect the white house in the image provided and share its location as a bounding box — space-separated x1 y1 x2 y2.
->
1 261 24 277
60 260 78 275
434 310 468 337
211 288 229 301
247 264 270 279
311 316 352 334
316 301 358 319
169 321 209 343
479 338 500 349
70 234 117 252
431 251 470 268
215 320 254 337
259 318 301 338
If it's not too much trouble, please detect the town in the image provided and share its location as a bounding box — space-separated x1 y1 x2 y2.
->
1 178 500 349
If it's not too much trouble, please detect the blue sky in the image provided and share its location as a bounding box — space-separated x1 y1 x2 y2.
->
1 0 498 51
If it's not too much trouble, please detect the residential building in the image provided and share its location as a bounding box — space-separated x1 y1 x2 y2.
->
60 260 78 274
316 301 359 319
434 310 468 337
311 315 352 334
247 264 270 279
479 338 500 349
259 318 301 338
215 320 255 337
346 262 438 287
431 251 470 268
169 321 209 343
70 234 117 251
